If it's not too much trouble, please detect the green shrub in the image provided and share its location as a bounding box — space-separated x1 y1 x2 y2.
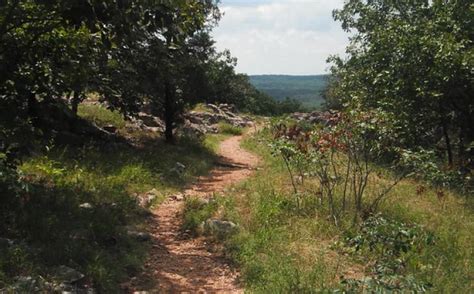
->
340 215 435 292
0 132 222 290
400 148 470 193
344 215 435 257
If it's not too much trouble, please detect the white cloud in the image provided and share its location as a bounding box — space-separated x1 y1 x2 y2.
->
212 0 349 75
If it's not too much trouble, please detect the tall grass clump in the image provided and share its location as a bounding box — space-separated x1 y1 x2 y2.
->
218 122 243 136
78 104 126 129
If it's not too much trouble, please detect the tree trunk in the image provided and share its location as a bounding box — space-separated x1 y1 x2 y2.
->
164 81 174 143
71 91 80 115
458 126 465 165
441 117 453 166
439 103 453 166
27 92 38 121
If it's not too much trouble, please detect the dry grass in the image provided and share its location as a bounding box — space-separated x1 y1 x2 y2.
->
218 128 474 292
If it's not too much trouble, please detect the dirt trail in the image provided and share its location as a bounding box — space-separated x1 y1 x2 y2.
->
131 132 259 293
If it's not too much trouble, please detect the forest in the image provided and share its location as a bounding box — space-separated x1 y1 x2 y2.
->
0 0 472 292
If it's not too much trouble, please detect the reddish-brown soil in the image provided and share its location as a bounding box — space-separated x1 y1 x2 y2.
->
129 133 259 293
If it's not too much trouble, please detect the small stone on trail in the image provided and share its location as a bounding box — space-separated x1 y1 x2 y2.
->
170 193 184 201
202 219 238 238
103 124 117 133
127 230 152 242
175 162 186 173
136 189 159 208
79 202 93 209
55 265 85 284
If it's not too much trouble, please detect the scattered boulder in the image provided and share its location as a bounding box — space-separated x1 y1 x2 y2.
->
136 189 159 208
127 230 152 242
102 124 117 133
3 274 95 293
138 112 160 127
126 103 253 138
180 120 219 138
186 113 205 125
289 110 341 126
224 111 237 118
202 219 238 238
122 103 253 138
180 104 252 136
170 162 186 176
206 103 221 113
79 202 93 209
170 193 185 201
55 265 85 284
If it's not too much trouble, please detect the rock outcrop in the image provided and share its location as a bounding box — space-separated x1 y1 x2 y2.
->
289 110 341 126
201 219 238 239
128 103 253 137
180 104 252 137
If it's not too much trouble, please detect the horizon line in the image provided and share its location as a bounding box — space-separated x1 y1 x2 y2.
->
244 73 330 76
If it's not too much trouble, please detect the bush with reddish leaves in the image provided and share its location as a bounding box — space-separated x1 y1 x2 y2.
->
270 111 406 224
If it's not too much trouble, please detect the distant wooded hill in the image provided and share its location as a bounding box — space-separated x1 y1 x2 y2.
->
249 75 329 109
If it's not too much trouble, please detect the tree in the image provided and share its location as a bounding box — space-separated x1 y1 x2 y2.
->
131 1 221 142
329 0 473 166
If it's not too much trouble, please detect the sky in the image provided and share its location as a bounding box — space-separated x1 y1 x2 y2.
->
212 0 349 75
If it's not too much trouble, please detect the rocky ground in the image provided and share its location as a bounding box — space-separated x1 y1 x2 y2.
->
128 103 253 138
127 130 260 293
288 110 341 126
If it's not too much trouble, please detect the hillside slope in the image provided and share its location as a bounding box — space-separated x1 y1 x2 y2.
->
249 75 329 108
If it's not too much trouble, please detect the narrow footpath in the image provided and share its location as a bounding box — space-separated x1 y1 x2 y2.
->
131 132 259 293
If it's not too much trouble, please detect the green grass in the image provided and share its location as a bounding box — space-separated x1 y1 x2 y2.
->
192 103 213 113
0 105 229 291
218 122 243 136
203 133 230 152
78 104 126 129
206 127 474 292
182 197 219 235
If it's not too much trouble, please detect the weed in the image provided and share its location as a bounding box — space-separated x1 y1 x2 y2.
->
218 122 243 135
78 104 126 129
182 197 219 235
339 215 435 292
343 215 435 257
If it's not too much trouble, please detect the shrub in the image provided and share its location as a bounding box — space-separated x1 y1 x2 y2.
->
400 148 470 193
340 215 435 292
270 111 406 223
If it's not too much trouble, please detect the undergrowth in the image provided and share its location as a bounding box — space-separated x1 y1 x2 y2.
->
77 104 126 129
211 128 474 293
0 105 224 291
